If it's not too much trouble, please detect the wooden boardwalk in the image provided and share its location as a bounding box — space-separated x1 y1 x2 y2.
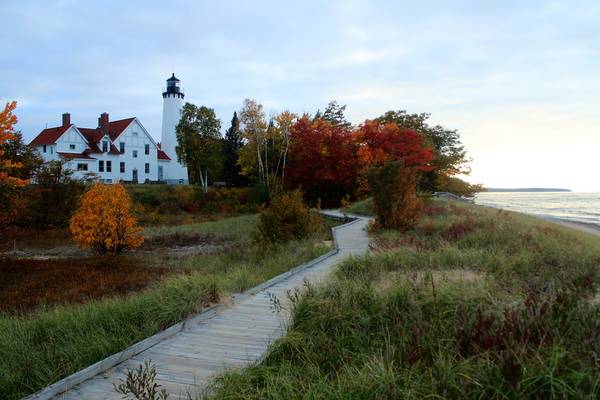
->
43 213 369 400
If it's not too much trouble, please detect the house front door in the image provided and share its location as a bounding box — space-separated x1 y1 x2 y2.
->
158 165 163 181
132 169 138 183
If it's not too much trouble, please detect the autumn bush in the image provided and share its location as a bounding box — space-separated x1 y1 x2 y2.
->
126 185 261 223
69 183 144 255
14 161 86 228
255 189 322 243
368 161 422 231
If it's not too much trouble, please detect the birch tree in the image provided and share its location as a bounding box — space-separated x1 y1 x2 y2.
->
238 99 296 189
239 99 268 186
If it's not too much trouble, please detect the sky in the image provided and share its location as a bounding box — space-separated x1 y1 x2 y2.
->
2 0 599 191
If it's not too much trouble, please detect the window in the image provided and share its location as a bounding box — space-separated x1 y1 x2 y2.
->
119 142 125 153
144 144 150 155
133 150 138 158
120 162 125 173
132 130 138 136
43 145 47 153
145 163 150 174
50 146 54 154
102 140 108 152
106 161 112 172
98 160 104 172
69 144 75 150
77 163 88 171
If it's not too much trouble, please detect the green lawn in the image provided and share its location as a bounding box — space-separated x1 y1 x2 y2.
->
0 213 337 400
207 200 600 399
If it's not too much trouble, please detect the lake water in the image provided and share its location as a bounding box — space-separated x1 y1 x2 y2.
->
474 192 600 226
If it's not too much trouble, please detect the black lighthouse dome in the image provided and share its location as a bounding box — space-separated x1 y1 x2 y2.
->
163 73 184 98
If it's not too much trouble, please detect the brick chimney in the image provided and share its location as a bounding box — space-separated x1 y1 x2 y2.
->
62 112 71 127
98 112 109 134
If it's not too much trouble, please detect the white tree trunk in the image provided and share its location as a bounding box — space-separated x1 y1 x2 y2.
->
198 167 206 193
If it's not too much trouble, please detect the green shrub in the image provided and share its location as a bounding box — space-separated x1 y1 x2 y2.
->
255 190 322 243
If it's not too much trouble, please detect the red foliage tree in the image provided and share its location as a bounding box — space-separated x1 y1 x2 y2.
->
286 116 359 206
354 120 434 193
355 120 434 170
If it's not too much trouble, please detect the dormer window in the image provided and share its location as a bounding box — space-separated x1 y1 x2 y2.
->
102 140 108 152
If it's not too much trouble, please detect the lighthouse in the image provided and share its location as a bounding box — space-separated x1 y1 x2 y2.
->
160 73 189 183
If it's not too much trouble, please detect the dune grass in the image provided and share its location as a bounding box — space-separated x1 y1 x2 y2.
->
207 200 600 399
342 197 373 216
0 213 337 400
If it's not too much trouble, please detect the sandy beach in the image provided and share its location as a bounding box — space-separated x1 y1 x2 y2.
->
544 217 600 237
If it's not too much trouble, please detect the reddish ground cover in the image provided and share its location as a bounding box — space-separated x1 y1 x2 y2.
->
0 256 177 314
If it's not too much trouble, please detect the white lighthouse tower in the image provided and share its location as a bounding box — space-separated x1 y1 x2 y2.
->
160 73 188 183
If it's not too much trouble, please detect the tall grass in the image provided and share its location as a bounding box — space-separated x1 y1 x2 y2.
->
144 214 257 241
207 200 600 399
341 197 373 216
0 213 334 400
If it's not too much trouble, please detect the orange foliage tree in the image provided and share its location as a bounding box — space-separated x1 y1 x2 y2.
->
354 120 434 193
0 101 28 187
69 183 144 255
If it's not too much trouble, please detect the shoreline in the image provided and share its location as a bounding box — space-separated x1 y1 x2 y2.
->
543 216 600 237
473 200 600 238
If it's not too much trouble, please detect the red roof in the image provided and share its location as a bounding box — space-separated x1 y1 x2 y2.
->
79 118 135 145
79 127 104 144
109 144 121 155
57 152 96 160
30 125 71 146
157 149 171 160
30 116 165 160
106 118 135 141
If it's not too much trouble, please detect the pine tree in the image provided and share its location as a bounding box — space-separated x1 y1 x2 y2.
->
222 111 245 186
314 100 352 128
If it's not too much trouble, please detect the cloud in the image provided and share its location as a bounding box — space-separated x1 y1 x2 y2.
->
2 0 599 189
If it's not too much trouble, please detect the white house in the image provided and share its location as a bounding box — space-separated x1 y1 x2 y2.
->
29 74 189 184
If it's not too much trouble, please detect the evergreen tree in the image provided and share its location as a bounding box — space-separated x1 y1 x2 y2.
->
314 100 352 128
222 111 246 186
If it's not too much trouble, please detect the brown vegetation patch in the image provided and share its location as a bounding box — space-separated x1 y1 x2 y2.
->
142 232 230 249
422 204 447 217
0 256 180 314
441 218 481 242
140 232 234 258
0 227 71 251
